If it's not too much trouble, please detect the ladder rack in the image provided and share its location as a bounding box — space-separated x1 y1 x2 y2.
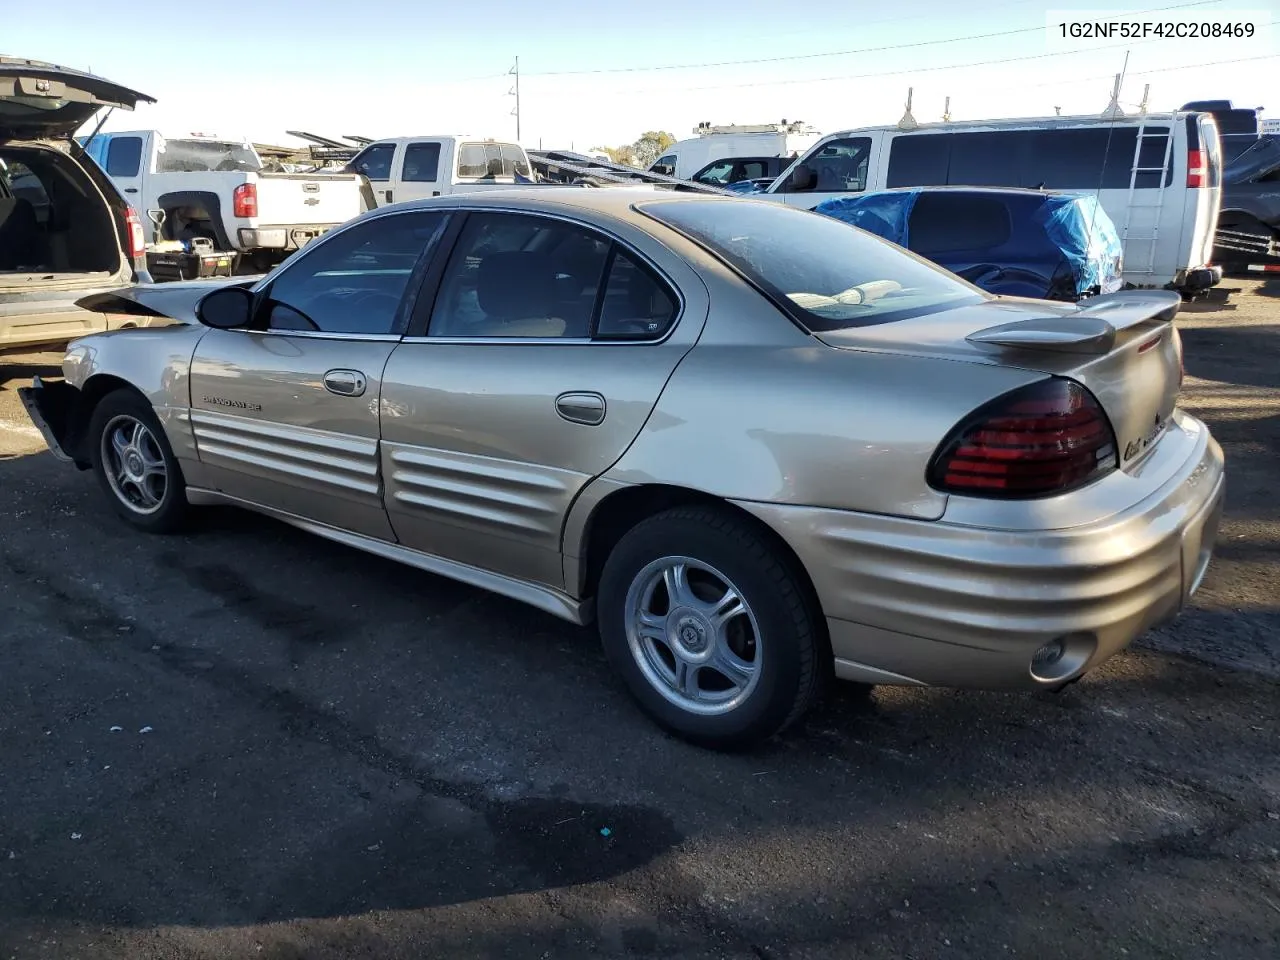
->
1117 113 1177 278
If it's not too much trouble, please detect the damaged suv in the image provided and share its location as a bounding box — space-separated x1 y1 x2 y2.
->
1 57 152 352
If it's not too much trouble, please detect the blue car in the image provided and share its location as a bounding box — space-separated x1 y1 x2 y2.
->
815 187 1125 302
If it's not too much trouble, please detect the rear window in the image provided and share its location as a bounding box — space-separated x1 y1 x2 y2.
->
638 199 983 331
156 139 261 173
457 143 530 179
909 193 1013 254
886 126 1174 190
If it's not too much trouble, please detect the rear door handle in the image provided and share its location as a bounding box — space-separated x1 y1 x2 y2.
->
124 188 138 194
555 391 606 425
323 369 367 397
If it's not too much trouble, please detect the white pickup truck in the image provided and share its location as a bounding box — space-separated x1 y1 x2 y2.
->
346 136 534 206
80 130 373 271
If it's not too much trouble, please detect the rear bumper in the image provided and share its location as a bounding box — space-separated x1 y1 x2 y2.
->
1180 265 1223 292
237 223 339 251
735 412 1225 689
17 376 86 466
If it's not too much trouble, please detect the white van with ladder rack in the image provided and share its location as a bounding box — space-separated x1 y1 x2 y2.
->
762 110 1224 295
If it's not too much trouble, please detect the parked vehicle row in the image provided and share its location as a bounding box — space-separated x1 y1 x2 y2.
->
752 112 1224 297
648 121 821 181
21 188 1225 749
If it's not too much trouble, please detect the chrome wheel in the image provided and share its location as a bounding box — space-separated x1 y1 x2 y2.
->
624 556 762 716
100 415 167 516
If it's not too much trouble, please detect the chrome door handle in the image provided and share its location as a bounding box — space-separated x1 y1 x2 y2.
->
323 369 367 397
555 391 606 425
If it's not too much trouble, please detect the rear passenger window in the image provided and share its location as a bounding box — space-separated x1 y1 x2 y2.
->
886 135 949 187
596 251 677 340
427 213 678 341
105 136 142 177
402 142 441 182
909 194 1012 254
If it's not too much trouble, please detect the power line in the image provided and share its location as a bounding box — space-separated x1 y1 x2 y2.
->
523 0 1226 77
605 20 1277 97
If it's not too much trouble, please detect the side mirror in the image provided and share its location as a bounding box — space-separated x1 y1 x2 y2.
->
651 163 674 177
787 163 816 191
196 286 255 329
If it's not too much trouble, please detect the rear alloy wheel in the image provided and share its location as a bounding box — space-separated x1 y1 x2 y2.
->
89 389 189 534
598 506 825 749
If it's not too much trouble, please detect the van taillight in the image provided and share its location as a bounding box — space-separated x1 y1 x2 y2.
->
927 379 1117 498
123 207 145 260
233 183 258 218
1186 149 1207 188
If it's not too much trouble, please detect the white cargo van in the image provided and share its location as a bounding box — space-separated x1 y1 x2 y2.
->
649 121 822 182
762 112 1224 294
346 136 533 207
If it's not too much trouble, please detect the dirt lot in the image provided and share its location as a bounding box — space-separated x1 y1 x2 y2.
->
1 279 1278 960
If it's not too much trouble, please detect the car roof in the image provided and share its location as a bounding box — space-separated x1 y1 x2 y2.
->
365 186 742 223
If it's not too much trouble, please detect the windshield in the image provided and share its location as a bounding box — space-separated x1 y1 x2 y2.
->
156 139 262 173
638 198 984 330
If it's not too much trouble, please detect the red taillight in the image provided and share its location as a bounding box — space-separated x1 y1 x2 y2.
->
233 182 258 218
123 206 145 260
928 379 1117 498
1186 149 1206 188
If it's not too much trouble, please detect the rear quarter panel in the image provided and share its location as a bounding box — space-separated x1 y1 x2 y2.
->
593 252 1044 520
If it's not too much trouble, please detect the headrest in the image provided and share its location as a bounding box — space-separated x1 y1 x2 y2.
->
477 251 556 320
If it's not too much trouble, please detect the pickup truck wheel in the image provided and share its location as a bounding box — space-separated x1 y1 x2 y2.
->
597 506 825 750
89 389 190 534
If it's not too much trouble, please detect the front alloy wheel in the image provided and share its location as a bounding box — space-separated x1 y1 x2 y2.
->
88 388 189 534
101 415 168 515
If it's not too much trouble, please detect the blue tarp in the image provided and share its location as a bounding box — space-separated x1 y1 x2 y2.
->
814 189 1124 300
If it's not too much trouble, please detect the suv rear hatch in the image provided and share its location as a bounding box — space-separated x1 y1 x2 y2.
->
0 57 153 139
817 290 1185 474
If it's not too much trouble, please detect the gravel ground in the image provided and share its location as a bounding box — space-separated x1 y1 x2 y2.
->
1 278 1277 960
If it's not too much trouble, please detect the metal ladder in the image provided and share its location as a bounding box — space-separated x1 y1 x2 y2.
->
1118 112 1177 278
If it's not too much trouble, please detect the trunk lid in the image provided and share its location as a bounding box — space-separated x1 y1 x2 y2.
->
253 172 367 224
0 58 153 139
817 290 1184 473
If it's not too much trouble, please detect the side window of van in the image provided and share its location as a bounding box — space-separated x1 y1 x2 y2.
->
886 127 1175 191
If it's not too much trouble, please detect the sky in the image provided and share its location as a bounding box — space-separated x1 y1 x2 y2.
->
5 0 1277 151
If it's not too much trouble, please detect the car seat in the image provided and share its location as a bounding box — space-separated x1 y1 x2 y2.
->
472 250 566 338
0 197 43 269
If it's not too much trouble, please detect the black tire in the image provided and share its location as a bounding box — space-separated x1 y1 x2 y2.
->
88 388 190 534
597 506 827 749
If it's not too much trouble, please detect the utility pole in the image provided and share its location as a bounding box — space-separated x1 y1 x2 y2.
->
509 57 521 141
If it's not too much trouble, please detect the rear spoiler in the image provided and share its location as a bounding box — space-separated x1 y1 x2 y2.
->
966 290 1181 355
